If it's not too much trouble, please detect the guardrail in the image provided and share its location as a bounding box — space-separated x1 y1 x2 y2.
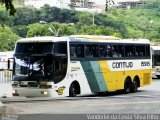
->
0 69 12 83
0 69 12 97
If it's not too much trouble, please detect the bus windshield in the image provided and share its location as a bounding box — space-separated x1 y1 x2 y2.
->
13 42 67 83
153 50 160 66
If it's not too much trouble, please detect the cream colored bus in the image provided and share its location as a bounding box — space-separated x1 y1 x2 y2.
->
151 46 160 78
12 35 152 97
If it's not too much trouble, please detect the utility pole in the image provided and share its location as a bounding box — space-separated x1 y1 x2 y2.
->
39 21 64 36
91 12 95 26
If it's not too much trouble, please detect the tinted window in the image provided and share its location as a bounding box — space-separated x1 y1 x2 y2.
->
112 45 124 58
85 45 92 58
70 44 84 58
77 44 84 58
118 45 124 57
136 45 145 57
146 45 150 57
15 43 53 54
92 45 99 57
100 45 112 58
125 45 135 57
54 42 67 54
70 44 76 58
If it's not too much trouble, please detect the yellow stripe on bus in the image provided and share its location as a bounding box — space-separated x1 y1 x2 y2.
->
99 60 152 92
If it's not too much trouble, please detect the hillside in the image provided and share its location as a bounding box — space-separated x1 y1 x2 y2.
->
107 2 160 41
0 0 159 51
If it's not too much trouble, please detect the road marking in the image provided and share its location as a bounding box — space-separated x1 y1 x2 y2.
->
106 101 160 106
110 94 160 98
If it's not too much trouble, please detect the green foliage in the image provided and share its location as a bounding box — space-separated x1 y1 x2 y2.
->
143 0 160 10
0 0 16 15
0 25 19 51
0 8 13 26
26 22 77 37
13 25 28 37
0 0 160 52
13 7 38 25
27 23 49 37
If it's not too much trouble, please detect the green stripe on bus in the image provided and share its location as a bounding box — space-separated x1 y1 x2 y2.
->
90 61 107 92
80 61 100 92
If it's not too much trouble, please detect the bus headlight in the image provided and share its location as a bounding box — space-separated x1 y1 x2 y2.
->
12 90 19 96
41 91 48 95
12 90 17 94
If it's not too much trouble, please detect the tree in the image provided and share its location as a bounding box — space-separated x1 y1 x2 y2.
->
0 8 14 26
26 23 49 37
0 25 20 51
14 7 38 25
13 25 28 37
27 22 77 37
0 0 16 15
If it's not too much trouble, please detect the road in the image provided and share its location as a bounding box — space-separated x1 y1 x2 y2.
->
0 79 160 118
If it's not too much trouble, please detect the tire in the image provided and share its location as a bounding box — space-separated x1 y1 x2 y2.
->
131 80 138 93
69 84 77 97
123 79 132 94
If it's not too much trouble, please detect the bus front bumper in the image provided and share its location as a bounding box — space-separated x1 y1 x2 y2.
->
12 88 58 97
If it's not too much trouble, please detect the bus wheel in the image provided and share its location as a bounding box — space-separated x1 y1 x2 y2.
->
69 84 77 97
131 80 138 93
124 78 132 94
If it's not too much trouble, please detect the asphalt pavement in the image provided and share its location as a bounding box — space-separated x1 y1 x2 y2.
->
0 79 160 120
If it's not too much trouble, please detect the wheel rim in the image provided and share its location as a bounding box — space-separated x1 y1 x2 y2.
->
72 88 76 97
71 86 77 97
125 82 131 93
133 81 138 92
126 85 130 93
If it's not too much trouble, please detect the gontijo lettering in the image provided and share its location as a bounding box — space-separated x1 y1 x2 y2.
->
112 62 133 69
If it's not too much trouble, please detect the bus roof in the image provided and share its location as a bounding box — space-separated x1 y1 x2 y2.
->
16 36 67 43
70 35 121 40
16 36 150 44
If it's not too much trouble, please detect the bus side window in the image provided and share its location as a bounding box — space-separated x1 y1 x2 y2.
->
100 45 112 58
125 45 135 57
112 45 118 58
77 44 84 58
136 45 145 57
146 45 150 57
70 44 77 58
118 45 124 57
100 45 106 57
106 45 112 57
92 45 99 57
85 45 92 58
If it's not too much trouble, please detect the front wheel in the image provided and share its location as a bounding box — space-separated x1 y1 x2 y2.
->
69 84 77 97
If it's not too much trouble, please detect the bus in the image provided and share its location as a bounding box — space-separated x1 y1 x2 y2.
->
12 35 152 97
151 46 160 78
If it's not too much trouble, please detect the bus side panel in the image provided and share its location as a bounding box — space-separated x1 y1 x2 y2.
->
99 60 152 92
99 60 117 91
68 61 92 95
80 61 108 93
